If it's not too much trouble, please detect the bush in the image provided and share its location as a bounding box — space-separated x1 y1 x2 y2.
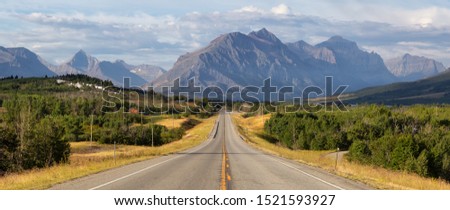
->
263 105 450 181
347 140 371 163
161 128 185 144
21 116 70 169
0 126 18 173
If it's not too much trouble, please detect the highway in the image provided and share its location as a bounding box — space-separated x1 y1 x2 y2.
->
51 112 371 190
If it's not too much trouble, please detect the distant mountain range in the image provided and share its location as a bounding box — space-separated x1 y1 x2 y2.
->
1 28 447 96
0 48 165 87
152 28 445 94
0 47 56 78
385 53 446 81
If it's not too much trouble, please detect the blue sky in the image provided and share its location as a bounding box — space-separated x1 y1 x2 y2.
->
1 0 450 69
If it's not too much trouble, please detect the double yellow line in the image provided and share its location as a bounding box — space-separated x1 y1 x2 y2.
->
220 138 231 190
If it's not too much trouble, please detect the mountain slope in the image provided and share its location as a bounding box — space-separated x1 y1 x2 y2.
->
152 29 398 95
48 50 151 87
48 50 99 75
315 36 397 87
130 64 166 84
152 29 332 96
287 40 336 64
0 46 56 78
348 68 450 104
97 60 148 87
385 54 446 81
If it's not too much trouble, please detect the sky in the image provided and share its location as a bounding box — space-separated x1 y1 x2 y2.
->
1 0 450 69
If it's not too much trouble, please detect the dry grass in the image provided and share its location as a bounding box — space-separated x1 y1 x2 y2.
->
0 115 218 190
231 113 450 190
156 117 188 129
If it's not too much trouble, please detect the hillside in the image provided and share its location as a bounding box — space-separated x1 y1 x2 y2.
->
0 47 56 78
0 74 112 94
348 68 450 104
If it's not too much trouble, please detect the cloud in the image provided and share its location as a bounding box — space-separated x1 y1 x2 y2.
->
1 3 450 69
270 4 291 15
234 5 264 14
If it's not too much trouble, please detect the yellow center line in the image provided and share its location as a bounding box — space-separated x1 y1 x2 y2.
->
220 114 231 190
220 140 228 190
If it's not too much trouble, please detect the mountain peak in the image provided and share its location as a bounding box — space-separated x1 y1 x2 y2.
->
255 28 271 35
248 28 282 44
328 35 345 41
76 49 86 54
6 47 37 58
403 53 412 58
68 49 98 72
210 32 247 45
115 59 126 64
386 53 446 81
326 36 357 46
72 49 90 60
317 35 359 51
291 40 312 48
0 46 56 78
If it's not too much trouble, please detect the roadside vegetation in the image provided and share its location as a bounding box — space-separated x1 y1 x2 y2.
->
0 115 217 189
0 75 218 189
232 106 450 190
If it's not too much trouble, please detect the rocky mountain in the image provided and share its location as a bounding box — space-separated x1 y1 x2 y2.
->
287 40 336 64
385 54 446 81
315 36 397 87
0 46 56 78
48 50 99 75
130 64 166 84
152 28 318 95
151 28 397 96
48 50 157 87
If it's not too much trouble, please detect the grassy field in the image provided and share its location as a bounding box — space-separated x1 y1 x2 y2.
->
156 117 188 129
0 115 217 190
231 113 450 190
129 114 187 128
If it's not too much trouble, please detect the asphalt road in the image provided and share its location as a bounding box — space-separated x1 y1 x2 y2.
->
51 112 371 190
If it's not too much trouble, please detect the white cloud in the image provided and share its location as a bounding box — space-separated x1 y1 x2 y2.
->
397 41 433 47
407 7 450 28
1 3 450 69
270 4 291 15
233 5 264 14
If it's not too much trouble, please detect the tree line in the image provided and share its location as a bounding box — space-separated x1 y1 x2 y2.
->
0 93 204 175
264 105 450 181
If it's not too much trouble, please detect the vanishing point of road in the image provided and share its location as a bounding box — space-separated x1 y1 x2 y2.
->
51 112 371 190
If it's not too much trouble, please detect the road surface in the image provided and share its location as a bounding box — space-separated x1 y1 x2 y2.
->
51 112 371 190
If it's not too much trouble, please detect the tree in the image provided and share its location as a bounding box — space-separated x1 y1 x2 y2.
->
65 116 84 142
390 135 418 170
415 150 430 176
347 140 371 163
0 126 18 173
22 116 70 169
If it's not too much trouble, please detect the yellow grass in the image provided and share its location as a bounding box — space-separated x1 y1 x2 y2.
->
0 115 218 190
156 117 188 129
231 113 450 190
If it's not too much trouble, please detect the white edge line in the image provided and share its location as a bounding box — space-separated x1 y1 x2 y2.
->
225 113 345 190
226 113 345 190
89 120 219 190
267 156 345 190
89 155 183 190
